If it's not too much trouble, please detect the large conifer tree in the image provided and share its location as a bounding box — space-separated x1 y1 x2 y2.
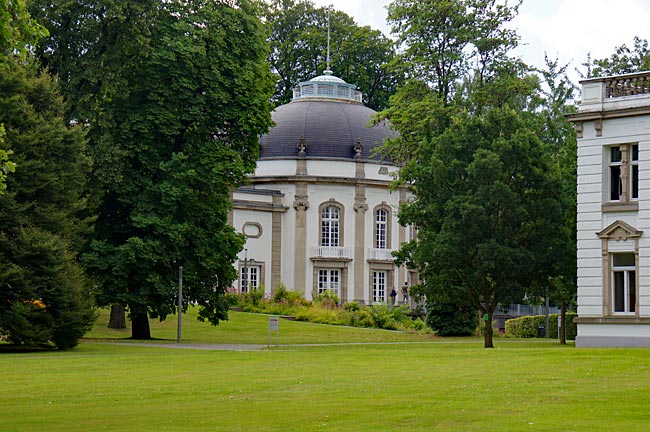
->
0 58 95 349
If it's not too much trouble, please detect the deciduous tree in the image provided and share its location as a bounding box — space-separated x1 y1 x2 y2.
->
265 0 401 110
384 0 567 347
32 0 274 339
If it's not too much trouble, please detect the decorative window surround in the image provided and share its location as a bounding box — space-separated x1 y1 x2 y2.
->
597 220 642 317
603 144 639 212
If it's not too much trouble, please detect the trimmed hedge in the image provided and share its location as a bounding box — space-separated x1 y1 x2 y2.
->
505 313 576 340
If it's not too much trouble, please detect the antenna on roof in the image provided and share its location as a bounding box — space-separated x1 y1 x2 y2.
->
324 5 333 75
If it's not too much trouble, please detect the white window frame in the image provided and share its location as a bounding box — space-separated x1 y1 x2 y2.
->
240 265 259 293
321 205 340 247
612 253 636 315
318 269 340 297
375 209 388 249
372 271 386 303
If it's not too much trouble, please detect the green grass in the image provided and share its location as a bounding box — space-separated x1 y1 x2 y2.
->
3 309 650 431
84 307 434 344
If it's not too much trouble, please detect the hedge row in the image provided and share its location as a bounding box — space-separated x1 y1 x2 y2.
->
505 313 577 340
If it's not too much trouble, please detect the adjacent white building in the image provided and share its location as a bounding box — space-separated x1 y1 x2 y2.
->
569 71 650 347
229 71 414 303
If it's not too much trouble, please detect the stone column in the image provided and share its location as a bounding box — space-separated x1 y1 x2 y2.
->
293 182 309 295
271 194 283 293
398 186 407 286
354 162 367 302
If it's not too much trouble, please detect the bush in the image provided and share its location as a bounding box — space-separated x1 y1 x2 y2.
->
426 302 477 336
505 313 577 339
229 288 431 334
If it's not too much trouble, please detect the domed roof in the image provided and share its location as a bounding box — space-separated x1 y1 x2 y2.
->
259 72 395 161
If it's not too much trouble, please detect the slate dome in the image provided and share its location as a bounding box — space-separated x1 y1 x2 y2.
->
259 72 394 161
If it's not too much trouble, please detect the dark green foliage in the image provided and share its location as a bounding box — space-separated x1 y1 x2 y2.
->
380 0 572 348
505 313 576 340
32 0 274 339
265 0 401 110
426 302 476 337
0 58 95 349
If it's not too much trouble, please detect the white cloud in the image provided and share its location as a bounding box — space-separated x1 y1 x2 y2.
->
515 0 650 71
307 0 650 81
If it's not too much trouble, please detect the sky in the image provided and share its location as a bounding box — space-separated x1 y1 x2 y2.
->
310 0 650 83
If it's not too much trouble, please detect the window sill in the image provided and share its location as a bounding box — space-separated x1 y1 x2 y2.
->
602 201 639 212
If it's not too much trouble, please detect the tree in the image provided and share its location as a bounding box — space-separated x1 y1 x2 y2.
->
32 0 274 339
591 37 650 77
1 0 48 193
0 57 95 349
387 0 520 105
395 97 564 348
537 55 578 344
383 0 569 348
265 0 401 110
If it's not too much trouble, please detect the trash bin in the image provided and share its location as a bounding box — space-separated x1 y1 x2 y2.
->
537 325 545 338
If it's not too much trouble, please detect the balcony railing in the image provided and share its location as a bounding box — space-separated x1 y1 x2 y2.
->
604 73 650 98
368 248 394 261
311 246 352 259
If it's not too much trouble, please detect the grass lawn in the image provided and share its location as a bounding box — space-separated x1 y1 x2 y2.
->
3 308 650 431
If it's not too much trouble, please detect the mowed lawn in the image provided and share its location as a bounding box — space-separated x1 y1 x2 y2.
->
2 309 650 431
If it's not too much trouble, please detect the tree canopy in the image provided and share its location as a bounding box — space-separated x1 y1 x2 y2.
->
32 0 274 339
590 36 650 77
265 0 401 110
0 57 95 349
382 0 572 347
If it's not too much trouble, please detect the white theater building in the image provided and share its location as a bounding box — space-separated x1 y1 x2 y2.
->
228 71 414 303
569 71 650 347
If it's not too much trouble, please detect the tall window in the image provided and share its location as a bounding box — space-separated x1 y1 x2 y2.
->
632 144 639 199
318 269 340 296
609 144 638 202
372 271 386 303
240 266 259 293
612 253 636 314
375 209 388 249
321 205 340 246
610 146 622 201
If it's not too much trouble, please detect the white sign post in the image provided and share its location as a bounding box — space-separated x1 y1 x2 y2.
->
268 316 279 347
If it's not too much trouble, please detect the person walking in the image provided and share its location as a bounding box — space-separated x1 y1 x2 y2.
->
401 282 409 306
389 288 397 307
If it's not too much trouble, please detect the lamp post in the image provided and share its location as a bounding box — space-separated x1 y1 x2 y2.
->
243 248 248 293
177 265 183 343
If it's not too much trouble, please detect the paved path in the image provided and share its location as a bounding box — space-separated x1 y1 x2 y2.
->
92 339 560 351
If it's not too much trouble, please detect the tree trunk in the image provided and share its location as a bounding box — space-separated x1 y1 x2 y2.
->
484 310 494 348
557 301 566 345
130 305 151 340
107 304 126 329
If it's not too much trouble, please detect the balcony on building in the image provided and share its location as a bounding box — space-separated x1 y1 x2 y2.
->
367 248 394 261
311 246 353 260
577 71 650 114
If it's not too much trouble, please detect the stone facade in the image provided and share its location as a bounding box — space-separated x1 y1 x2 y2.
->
568 72 650 347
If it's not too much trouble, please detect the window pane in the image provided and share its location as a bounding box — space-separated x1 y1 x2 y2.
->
632 164 639 199
629 271 636 313
613 253 635 267
611 146 622 162
614 271 625 312
632 144 639 161
610 165 621 200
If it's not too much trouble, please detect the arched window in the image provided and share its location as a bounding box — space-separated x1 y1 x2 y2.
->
375 209 388 249
321 205 340 247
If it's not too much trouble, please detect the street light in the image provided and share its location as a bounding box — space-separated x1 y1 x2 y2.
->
243 248 248 293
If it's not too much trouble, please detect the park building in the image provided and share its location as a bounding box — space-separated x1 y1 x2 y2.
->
568 71 650 347
228 70 415 303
